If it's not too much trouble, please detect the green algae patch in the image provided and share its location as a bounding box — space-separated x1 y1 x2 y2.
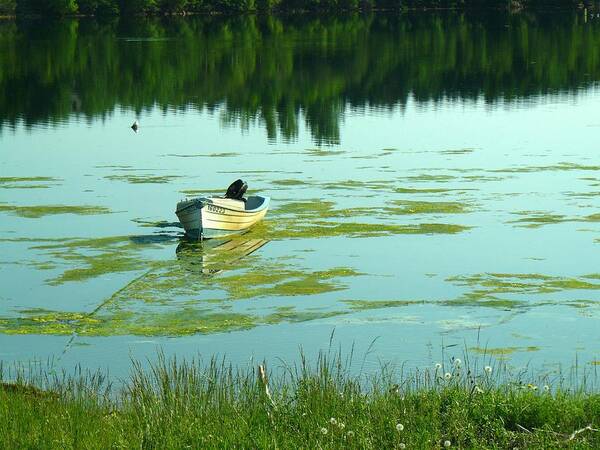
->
395 187 465 194
165 152 239 158
389 200 471 215
272 179 311 187
0 176 61 189
263 308 349 324
264 200 471 238
102 310 257 336
212 266 363 300
493 162 600 173
255 220 471 240
443 294 526 309
0 309 101 335
27 236 164 285
440 148 475 155
105 175 180 184
447 273 600 301
405 174 455 182
0 177 58 183
510 211 600 228
0 204 111 218
305 148 346 157
322 180 394 191
469 346 540 358
0 306 353 336
508 211 569 228
344 300 422 310
0 308 257 336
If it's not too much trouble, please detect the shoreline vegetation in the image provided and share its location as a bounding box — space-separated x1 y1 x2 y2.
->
2 352 600 447
0 1 599 18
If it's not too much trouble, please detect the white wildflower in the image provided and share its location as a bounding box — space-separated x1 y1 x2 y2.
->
396 423 404 432
444 372 452 380
454 358 461 367
399 444 406 449
435 363 442 370
330 417 337 426
484 366 492 374
444 440 451 447
544 385 550 392
320 427 328 435
346 431 355 438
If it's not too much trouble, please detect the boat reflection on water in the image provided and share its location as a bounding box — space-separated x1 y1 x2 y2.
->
175 236 269 275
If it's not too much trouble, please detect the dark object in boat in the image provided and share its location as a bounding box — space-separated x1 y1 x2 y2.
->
225 179 248 200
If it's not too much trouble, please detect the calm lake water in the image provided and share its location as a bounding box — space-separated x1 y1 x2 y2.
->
1 12 600 378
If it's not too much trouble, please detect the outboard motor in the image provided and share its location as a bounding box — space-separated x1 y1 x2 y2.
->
225 179 248 200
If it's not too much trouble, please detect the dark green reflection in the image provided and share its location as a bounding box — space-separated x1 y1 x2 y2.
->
1 12 599 143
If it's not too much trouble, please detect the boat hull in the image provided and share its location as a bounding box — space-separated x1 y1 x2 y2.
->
175 196 269 240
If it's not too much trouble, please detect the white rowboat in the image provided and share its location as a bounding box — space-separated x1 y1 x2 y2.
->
175 195 270 240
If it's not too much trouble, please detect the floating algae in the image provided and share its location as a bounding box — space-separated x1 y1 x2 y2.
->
0 308 256 336
0 176 61 189
405 174 456 182
491 162 600 173
164 152 239 158
0 304 350 337
272 179 311 187
262 308 349 324
469 346 540 358
439 148 475 155
25 236 166 285
264 199 472 239
394 187 467 194
442 293 526 309
343 300 423 310
0 204 111 218
305 148 346 157
447 273 600 300
105 174 181 184
388 200 472 215
252 219 471 240
509 211 600 228
321 180 394 191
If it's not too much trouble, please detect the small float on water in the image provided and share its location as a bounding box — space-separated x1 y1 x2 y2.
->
175 179 270 240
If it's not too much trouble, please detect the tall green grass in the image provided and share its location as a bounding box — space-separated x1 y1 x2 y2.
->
1 350 600 448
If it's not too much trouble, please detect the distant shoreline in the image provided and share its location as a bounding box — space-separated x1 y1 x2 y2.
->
1 1 598 20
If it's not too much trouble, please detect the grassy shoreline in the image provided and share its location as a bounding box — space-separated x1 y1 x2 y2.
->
2 352 600 448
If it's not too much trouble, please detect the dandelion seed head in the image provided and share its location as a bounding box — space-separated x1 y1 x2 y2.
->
454 358 461 367
435 363 442 369
399 444 406 449
396 423 404 432
320 427 328 435
544 385 550 392
444 372 452 380
330 417 337 426
484 366 492 374
347 431 355 438
444 440 451 447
